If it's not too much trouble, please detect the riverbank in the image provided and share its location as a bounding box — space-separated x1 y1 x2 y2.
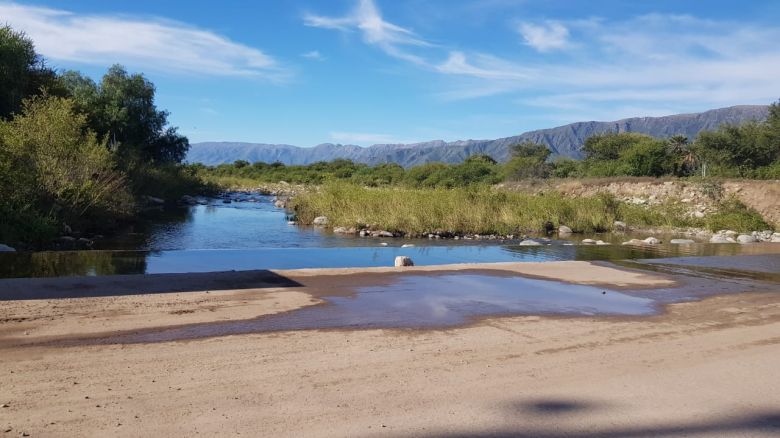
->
1 260 779 436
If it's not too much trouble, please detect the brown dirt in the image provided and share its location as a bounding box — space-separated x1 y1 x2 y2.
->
1 261 778 437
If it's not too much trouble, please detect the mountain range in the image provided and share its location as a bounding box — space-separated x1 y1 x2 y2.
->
187 105 769 167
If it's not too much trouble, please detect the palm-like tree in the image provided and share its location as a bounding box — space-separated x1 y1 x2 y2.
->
667 135 696 176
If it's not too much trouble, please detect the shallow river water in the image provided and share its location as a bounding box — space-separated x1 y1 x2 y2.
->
0 194 777 279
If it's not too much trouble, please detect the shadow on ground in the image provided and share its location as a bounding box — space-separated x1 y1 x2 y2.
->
420 398 780 437
0 270 302 300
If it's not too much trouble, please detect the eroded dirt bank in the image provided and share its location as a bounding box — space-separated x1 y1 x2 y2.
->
1 261 779 437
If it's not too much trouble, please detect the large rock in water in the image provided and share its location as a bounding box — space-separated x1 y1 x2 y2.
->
670 239 695 244
312 216 328 226
737 234 757 244
394 256 414 267
558 225 573 235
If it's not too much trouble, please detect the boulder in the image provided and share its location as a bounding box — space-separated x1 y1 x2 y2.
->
180 195 198 205
558 225 573 234
0 244 16 252
643 237 661 245
372 230 394 238
394 256 414 267
581 239 597 245
670 239 696 244
380 242 389 246
736 234 757 244
622 239 647 246
709 235 736 244
613 221 627 231
595 240 609 245
517 239 542 246
312 216 328 226
401 244 415 248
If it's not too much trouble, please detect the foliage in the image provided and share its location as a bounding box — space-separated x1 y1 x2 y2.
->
292 183 622 235
0 25 62 119
61 65 189 167
0 95 135 244
704 197 770 232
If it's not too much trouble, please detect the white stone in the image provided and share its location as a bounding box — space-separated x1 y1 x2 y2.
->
312 216 328 226
379 242 389 246
736 234 757 244
518 239 542 246
558 225 573 234
595 240 609 245
709 235 736 244
394 256 414 267
581 239 597 245
670 239 695 244
643 237 661 245
401 244 415 248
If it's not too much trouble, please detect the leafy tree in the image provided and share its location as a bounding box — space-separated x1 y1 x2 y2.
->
505 141 551 179
234 160 250 168
0 25 61 119
510 141 551 161
61 65 189 166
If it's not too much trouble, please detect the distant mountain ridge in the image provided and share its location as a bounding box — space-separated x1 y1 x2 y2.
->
187 105 769 167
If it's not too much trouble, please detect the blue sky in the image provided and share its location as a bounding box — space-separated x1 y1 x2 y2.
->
2 0 779 146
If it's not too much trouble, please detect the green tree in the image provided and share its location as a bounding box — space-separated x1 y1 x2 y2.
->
505 141 551 179
62 65 189 166
0 25 61 119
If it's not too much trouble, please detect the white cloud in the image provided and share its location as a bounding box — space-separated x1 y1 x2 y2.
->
304 0 430 64
0 2 288 79
301 50 325 61
517 21 570 52
330 131 412 145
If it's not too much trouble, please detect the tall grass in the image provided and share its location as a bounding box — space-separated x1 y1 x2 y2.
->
292 183 621 235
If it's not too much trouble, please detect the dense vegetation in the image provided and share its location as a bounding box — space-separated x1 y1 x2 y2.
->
291 183 770 236
0 25 211 247
202 101 780 187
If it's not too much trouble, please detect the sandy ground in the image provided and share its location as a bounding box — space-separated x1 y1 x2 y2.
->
1 261 779 437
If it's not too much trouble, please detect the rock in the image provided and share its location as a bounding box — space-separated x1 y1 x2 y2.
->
287 221 296 225
312 216 328 226
379 242 388 246
394 256 414 267
613 221 627 231
401 244 415 248
372 230 394 238
622 239 646 246
736 234 757 244
558 225 573 234
670 239 696 244
142 195 165 205
693 211 706 218
581 239 597 245
709 235 736 243
0 244 15 252
517 239 542 246
359 230 368 237
643 237 661 245
595 240 609 245
333 226 356 234
273 199 286 208
771 235 780 243
721 230 738 237
180 195 198 205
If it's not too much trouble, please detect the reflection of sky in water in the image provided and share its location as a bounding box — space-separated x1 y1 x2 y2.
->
105 274 655 344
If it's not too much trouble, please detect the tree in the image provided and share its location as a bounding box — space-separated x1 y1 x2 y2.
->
0 26 61 119
510 141 551 161
62 65 189 166
666 135 696 176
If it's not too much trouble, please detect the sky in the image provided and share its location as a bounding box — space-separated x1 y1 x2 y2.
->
2 0 779 146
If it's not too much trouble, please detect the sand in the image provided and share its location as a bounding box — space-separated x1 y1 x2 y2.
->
1 260 778 437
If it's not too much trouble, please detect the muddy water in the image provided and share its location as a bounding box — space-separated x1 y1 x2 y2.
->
60 254 778 345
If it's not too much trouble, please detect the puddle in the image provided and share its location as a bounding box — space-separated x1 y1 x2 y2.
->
83 273 657 344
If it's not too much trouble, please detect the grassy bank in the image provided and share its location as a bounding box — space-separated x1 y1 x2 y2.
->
291 183 772 235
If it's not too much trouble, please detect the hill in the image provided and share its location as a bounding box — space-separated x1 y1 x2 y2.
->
187 105 769 167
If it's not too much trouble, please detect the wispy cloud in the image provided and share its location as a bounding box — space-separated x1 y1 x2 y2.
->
0 2 288 79
517 21 571 52
304 0 431 64
330 131 412 145
301 50 325 61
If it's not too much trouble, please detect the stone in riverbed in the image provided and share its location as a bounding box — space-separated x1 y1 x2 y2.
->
709 235 736 244
558 225 572 235
401 244 415 248
312 216 328 226
670 239 696 244
517 239 542 246
643 237 661 245
736 234 757 244
581 239 597 244
394 256 414 267
613 221 627 231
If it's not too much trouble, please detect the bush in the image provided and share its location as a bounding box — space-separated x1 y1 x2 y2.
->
704 198 771 232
